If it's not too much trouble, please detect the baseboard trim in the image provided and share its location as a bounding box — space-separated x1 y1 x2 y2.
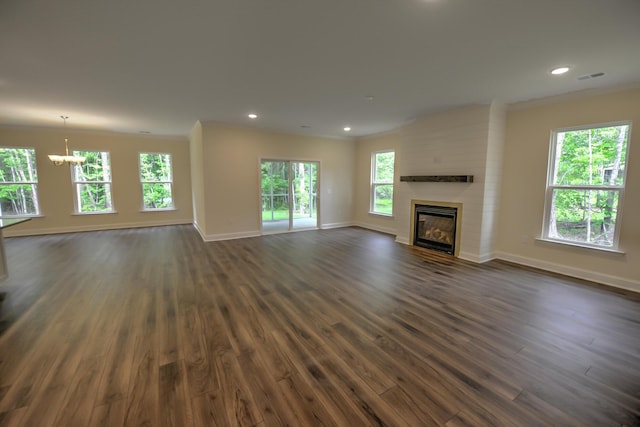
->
395 235 410 245
495 251 640 293
3 219 193 237
320 221 354 230
458 252 497 264
353 222 397 236
192 222 206 241
203 230 261 242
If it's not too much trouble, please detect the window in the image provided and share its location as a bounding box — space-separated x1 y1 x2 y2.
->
0 147 40 216
371 150 395 215
139 153 173 210
543 122 631 249
72 150 114 213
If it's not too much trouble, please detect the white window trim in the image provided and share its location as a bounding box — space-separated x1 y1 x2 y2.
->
71 150 115 214
139 152 174 211
370 150 395 217
541 121 631 251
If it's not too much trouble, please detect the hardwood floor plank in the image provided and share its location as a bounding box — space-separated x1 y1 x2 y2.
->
315 322 396 395
389 308 524 401
236 349 302 426
177 303 218 396
123 285 159 426
512 390 584 427
0 329 66 411
94 303 138 405
276 369 340 427
0 225 639 426
159 360 194 427
238 286 292 382
334 322 458 424
214 351 262 426
372 333 464 422
216 292 256 355
52 356 105 426
380 385 442 426
190 391 228 427
88 399 127 427
123 335 158 426
270 328 373 426
0 406 27 427
157 275 180 366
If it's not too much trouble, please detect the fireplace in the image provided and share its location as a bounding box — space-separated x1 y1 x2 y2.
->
413 203 459 255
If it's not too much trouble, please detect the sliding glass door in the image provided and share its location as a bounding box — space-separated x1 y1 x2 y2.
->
261 160 318 233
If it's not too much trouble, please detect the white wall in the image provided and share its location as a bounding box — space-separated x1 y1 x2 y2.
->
497 87 640 292
478 103 507 258
196 122 355 240
189 121 206 236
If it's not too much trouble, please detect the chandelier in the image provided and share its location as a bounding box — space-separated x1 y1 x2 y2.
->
48 116 86 166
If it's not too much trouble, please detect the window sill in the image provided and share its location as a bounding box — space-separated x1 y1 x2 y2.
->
536 238 625 255
72 211 118 216
368 211 394 218
0 214 44 219
140 208 177 213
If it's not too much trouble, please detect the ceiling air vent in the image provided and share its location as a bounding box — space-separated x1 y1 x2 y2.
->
577 72 605 81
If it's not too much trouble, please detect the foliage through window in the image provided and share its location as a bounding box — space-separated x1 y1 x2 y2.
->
140 153 173 210
371 151 395 215
544 122 630 248
260 160 318 223
72 151 114 213
0 147 40 216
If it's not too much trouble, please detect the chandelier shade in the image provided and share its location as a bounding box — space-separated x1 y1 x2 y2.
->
48 116 86 166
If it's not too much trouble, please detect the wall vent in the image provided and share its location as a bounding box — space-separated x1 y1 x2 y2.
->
577 72 605 81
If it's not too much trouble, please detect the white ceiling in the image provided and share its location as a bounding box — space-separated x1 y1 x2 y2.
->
1 0 639 138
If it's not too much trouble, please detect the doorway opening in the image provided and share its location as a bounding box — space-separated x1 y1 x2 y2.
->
261 160 319 233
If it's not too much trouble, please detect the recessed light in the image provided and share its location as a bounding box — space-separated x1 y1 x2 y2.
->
551 67 570 75
344 127 351 132
365 96 374 101
248 113 258 119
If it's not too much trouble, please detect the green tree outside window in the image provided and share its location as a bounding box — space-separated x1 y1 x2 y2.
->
372 151 395 215
545 123 630 248
72 150 114 213
140 153 173 210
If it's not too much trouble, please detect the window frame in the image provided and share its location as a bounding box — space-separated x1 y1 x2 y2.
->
138 152 174 211
71 150 115 214
370 150 395 216
0 146 41 217
542 121 631 250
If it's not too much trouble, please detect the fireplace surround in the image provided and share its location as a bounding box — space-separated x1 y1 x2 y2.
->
410 200 463 256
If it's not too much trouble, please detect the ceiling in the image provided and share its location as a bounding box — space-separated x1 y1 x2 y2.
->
1 0 639 139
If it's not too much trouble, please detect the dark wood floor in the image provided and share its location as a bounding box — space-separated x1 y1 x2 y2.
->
0 225 639 426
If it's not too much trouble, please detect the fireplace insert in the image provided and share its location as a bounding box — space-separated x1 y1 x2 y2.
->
414 205 457 255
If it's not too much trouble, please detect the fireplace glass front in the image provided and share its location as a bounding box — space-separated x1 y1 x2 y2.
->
414 205 457 255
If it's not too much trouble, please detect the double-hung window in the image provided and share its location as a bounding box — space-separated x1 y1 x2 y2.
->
72 150 114 213
543 122 631 249
0 147 40 216
139 153 173 210
371 150 395 215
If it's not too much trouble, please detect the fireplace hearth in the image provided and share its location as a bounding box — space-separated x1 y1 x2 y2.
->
413 204 459 255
